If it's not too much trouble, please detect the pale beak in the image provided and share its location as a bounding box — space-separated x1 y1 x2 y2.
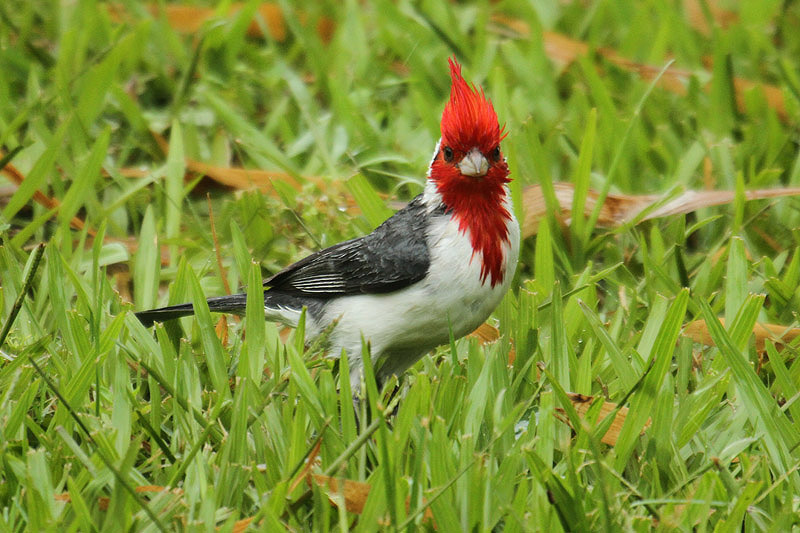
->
458 147 489 177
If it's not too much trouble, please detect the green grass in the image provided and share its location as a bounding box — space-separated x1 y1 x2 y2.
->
2 0 800 530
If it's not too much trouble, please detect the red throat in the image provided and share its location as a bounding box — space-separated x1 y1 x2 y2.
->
430 58 512 287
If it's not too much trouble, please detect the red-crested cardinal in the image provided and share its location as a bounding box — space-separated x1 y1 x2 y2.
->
135 58 520 390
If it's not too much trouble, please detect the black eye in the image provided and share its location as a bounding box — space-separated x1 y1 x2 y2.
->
443 146 454 162
491 146 501 161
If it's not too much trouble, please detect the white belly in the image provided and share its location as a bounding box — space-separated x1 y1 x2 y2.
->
323 208 520 386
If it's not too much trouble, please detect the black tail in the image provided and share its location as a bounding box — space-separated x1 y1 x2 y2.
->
135 293 248 327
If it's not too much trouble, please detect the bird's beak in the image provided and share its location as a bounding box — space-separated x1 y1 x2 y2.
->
458 147 489 178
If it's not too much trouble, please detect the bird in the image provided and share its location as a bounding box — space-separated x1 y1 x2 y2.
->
135 58 520 392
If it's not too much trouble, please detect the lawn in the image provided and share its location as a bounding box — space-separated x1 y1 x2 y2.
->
2 1 800 531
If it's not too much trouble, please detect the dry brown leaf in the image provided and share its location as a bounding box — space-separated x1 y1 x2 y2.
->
563 392 646 446
684 318 800 351
0 184 17 201
113 6 781 120
469 322 501 344
703 156 714 189
187 160 305 193
215 316 230 345
309 473 434 524
114 270 133 303
109 133 351 268
115 167 150 178
119 160 360 216
54 485 178 511
611 46 785 120
405 498 436 526
207 194 231 293
1 153 181 267
135 485 172 494
541 30 589 69
684 0 739 36
468 322 517 364
117 162 321 197
642 187 800 222
521 182 800 237
1 159 96 236
290 439 322 494
488 20 788 122
108 3 287 40
732 77 787 122
311 474 372 515
232 517 255 533
520 183 653 236
111 236 172 267
683 320 715 347
2 147 321 268
149 129 309 194
96 496 114 511
107 3 337 43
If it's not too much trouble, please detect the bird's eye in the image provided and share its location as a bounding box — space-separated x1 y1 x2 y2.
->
491 146 501 161
443 146 454 162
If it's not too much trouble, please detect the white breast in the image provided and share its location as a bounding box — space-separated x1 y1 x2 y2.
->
324 191 520 388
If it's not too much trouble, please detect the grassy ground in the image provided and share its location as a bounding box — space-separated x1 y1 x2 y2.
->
2 0 800 531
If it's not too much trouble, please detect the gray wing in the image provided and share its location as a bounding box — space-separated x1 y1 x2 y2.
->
264 195 440 297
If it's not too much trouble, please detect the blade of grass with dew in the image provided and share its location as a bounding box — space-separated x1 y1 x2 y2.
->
724 236 747 325
765 340 800 425
164 120 185 265
534 214 555 294
570 107 596 259
132 205 159 311
0 243 44 348
579 300 637 391
346 173 394 229
586 60 676 233
698 294 796 475
240 260 266 383
187 263 230 404
28 356 167 531
201 90 302 177
287 346 325 426
614 289 688 471
549 281 571 391
360 334 404 526
1 118 70 221
57 128 109 228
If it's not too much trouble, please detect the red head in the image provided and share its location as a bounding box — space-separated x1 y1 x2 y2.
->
429 58 512 287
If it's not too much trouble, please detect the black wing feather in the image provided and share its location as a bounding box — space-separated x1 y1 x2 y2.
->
264 195 437 297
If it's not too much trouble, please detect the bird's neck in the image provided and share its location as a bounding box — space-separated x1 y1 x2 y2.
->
428 168 513 287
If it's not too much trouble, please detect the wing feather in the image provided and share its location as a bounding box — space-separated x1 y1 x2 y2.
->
264 195 437 298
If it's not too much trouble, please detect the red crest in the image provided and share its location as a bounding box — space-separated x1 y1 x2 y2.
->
430 58 513 287
440 58 507 155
